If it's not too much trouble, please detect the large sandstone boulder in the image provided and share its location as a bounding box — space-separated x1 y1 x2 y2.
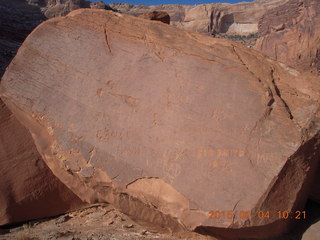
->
0 99 85 226
1 9 320 238
254 0 320 75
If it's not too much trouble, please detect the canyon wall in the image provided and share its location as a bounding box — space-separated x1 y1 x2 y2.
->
254 0 320 75
109 0 287 36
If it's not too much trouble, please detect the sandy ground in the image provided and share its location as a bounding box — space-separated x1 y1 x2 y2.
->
0 203 215 240
0 200 319 240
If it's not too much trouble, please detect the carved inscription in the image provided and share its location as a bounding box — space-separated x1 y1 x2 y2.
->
211 109 225 121
161 149 185 183
96 128 129 141
197 149 245 159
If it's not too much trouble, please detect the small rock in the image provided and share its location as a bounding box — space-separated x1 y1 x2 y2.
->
87 233 102 240
123 224 134 229
56 215 72 224
88 211 106 218
90 2 106 9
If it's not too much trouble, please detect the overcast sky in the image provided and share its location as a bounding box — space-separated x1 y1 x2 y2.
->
100 0 253 5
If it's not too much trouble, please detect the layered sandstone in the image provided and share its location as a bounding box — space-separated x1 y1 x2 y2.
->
0 99 85 226
254 0 320 75
1 9 320 238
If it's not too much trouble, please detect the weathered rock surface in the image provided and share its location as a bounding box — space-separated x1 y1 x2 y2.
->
0 99 85 226
2 9 320 238
254 0 320 75
138 11 170 25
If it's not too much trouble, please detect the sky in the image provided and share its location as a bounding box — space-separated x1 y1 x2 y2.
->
100 0 253 5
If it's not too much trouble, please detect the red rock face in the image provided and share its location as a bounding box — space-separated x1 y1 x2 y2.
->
0 99 85 226
138 11 170 25
255 0 320 75
1 9 320 238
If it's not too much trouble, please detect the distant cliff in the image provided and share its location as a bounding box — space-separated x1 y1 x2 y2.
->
255 0 320 75
109 0 288 36
23 0 289 36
